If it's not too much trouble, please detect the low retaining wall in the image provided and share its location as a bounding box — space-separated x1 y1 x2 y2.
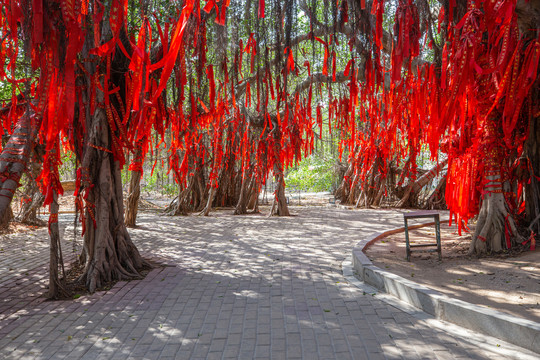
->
352 226 540 354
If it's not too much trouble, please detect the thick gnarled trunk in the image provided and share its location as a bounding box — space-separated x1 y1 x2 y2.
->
469 174 517 254
78 109 149 293
469 118 517 255
165 158 206 215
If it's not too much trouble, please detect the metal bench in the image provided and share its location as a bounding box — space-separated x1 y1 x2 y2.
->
403 210 441 261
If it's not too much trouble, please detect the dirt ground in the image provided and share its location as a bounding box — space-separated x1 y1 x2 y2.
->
364 221 540 323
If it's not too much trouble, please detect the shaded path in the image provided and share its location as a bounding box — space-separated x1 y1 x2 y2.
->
0 206 536 359
0 226 80 336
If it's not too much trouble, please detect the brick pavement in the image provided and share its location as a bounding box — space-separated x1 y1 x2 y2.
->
0 206 537 359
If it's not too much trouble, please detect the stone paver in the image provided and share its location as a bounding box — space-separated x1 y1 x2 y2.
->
0 206 538 359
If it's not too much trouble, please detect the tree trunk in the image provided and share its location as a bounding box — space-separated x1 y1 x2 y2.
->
268 117 290 216
397 159 448 208
165 159 206 215
235 167 258 215
347 173 360 205
469 174 514 254
335 161 354 203
524 110 540 236
373 185 385 206
469 118 517 255
234 171 250 215
78 109 149 293
201 186 217 216
426 175 447 210
48 191 69 299
125 168 141 227
247 180 260 211
271 162 290 216
0 113 41 221
0 206 12 230
355 159 385 208
335 146 360 204
167 179 194 216
18 159 46 226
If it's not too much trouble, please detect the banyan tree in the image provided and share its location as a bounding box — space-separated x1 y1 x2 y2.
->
0 0 538 295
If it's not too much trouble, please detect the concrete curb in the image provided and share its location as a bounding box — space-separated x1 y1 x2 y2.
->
352 226 540 354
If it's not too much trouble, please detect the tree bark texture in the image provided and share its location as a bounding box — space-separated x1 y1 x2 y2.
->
235 164 260 215
271 162 290 216
48 191 68 299
234 170 251 215
125 168 141 227
18 159 46 226
336 152 446 209
523 99 540 235
469 117 518 255
165 158 207 215
270 123 290 216
0 113 41 221
0 205 12 230
78 109 148 293
397 159 448 208
335 161 355 204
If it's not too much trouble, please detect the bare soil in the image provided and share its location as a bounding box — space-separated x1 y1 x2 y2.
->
365 221 540 323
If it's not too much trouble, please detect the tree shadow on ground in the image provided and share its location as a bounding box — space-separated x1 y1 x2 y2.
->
0 207 528 359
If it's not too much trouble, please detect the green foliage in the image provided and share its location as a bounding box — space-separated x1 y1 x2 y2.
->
285 155 338 192
59 150 77 181
141 169 177 196
121 166 131 186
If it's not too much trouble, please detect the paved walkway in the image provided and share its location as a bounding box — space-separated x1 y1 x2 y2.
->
0 206 537 359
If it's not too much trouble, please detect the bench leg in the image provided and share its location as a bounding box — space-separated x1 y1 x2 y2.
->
435 216 441 261
404 218 411 261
